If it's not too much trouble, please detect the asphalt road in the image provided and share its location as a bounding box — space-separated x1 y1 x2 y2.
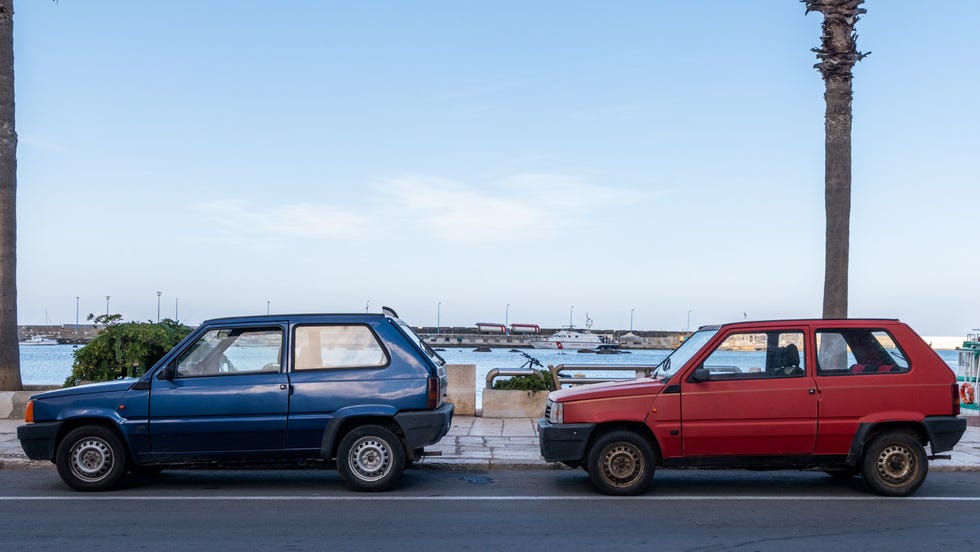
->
2 467 979 551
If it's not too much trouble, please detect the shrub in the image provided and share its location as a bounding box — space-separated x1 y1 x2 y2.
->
491 369 555 391
65 317 192 387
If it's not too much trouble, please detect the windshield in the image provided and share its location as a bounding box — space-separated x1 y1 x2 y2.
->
652 329 717 381
395 319 445 366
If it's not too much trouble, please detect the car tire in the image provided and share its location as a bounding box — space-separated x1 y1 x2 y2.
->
337 425 406 492
861 432 928 497
586 430 655 495
56 425 129 492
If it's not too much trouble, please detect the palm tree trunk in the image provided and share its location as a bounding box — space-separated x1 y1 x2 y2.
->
0 0 22 391
804 0 867 320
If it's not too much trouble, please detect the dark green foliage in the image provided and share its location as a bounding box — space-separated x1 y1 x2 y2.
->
492 369 555 391
65 318 192 387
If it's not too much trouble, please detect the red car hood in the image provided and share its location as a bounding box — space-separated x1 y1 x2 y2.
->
551 378 664 401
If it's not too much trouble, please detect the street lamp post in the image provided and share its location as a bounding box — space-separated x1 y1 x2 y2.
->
630 307 635 332
569 305 574 328
687 310 692 332
437 302 441 334
365 300 370 313
156 291 162 323
266 300 270 315
75 296 79 335
505 303 510 334
175 297 179 323
105 296 110 318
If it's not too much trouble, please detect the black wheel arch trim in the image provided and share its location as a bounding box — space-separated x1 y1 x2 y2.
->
847 416 966 464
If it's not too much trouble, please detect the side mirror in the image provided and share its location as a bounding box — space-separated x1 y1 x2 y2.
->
157 364 176 380
689 367 711 383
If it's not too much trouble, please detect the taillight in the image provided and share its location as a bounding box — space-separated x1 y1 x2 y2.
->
426 376 441 409
952 383 961 416
24 400 34 423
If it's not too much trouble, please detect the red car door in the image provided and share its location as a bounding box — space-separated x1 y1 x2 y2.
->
679 329 818 456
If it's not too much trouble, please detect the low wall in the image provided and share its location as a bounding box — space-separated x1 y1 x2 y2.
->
0 391 35 420
446 364 476 415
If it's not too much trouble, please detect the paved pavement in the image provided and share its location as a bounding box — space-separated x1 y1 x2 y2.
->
2 413 979 471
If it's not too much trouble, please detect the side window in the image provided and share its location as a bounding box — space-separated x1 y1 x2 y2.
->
293 325 388 371
175 327 282 377
698 331 805 380
816 329 910 375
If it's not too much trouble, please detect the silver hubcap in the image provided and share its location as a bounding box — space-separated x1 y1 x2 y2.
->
348 436 391 482
876 444 915 483
601 443 644 487
70 437 114 482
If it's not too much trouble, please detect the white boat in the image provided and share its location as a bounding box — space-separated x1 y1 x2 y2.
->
20 335 58 346
530 315 614 350
530 328 606 350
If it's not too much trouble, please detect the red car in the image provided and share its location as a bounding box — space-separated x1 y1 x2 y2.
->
538 319 966 496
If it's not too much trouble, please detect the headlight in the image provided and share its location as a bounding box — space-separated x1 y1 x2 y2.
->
548 400 564 424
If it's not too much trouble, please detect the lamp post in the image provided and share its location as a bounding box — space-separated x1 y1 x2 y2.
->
156 291 162 323
437 302 441 334
569 305 574 328
505 303 510 334
75 296 79 335
630 307 635 332
105 296 110 318
365 300 370 313
266 300 270 315
175 297 179 323
687 310 692 332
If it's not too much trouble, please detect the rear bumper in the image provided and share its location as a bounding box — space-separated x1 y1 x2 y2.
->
924 416 967 454
17 421 62 461
537 419 595 463
396 403 455 449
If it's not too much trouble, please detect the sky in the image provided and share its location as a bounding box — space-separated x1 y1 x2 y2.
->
11 1 980 336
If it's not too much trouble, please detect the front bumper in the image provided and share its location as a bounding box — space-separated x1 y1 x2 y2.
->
17 421 62 461
537 419 596 463
395 402 455 449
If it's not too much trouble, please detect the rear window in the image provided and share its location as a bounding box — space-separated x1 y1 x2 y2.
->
293 325 389 370
816 329 910 376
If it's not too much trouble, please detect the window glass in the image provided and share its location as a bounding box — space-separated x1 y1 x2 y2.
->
175 327 282 377
294 325 388 370
698 331 805 380
816 329 910 375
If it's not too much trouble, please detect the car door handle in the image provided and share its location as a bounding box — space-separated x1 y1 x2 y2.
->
280 384 288 390
809 388 816 395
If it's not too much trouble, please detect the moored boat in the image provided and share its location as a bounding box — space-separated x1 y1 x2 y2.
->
20 335 58 346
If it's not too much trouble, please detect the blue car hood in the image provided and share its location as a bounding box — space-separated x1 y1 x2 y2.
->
33 379 138 400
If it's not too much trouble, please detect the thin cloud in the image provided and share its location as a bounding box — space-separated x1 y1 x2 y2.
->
192 175 649 248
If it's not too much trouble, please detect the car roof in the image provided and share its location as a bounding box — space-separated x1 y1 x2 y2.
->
200 313 394 325
697 318 902 332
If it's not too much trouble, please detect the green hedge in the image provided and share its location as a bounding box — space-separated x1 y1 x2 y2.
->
65 318 192 387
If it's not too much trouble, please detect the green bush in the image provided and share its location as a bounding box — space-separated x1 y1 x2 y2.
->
491 369 555 391
65 317 193 387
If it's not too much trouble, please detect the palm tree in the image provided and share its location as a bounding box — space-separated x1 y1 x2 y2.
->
0 0 21 391
803 0 867 319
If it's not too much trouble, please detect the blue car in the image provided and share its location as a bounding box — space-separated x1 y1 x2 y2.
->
17 307 453 492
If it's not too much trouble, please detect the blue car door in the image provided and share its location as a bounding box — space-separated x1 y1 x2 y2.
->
148 324 289 455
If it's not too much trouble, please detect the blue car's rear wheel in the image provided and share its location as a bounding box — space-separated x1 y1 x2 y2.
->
337 425 406 492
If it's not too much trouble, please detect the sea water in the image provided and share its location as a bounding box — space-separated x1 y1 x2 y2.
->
18 345 961 407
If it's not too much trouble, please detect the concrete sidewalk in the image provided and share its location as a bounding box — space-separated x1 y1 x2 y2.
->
2 415 980 471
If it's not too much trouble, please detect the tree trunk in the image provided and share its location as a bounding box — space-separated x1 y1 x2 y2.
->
804 0 867 320
822 73 851 319
0 0 22 391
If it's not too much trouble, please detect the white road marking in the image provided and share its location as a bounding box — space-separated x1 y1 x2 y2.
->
2 495 980 501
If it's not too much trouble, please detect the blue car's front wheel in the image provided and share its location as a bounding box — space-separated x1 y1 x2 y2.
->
56 425 129 492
